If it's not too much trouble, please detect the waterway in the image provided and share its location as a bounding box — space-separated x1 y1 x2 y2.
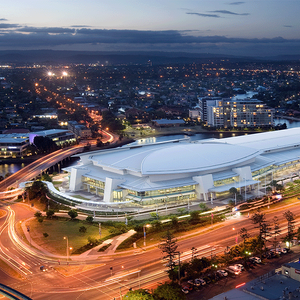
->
1 117 300 177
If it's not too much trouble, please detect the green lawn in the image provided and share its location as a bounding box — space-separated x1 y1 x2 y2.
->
52 181 63 185
28 218 110 255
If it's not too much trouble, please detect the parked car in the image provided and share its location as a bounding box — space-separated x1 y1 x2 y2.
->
216 270 228 277
188 279 201 287
249 256 261 264
234 263 244 271
279 248 288 254
181 284 193 294
195 278 206 286
227 266 241 275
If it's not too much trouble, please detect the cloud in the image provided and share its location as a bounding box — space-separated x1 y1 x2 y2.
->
209 10 249 16
0 28 298 46
186 12 220 18
18 26 75 34
71 25 92 28
284 25 292 28
228 2 245 5
0 27 300 57
0 18 8 21
0 23 21 29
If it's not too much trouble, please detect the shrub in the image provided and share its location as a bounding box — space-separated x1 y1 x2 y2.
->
86 216 94 223
43 233 49 238
34 211 42 218
79 226 87 233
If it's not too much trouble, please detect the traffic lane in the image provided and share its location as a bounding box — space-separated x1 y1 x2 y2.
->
186 246 300 300
0 146 84 191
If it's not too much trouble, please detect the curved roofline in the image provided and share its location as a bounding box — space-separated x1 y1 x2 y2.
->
141 143 261 175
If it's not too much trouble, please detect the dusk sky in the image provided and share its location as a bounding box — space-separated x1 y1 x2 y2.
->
1 0 300 57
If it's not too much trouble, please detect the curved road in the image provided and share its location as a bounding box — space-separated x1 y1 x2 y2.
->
0 199 300 299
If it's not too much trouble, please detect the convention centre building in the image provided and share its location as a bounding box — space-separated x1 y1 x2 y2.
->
67 128 300 205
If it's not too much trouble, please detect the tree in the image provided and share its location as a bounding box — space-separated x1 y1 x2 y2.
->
159 231 178 281
29 181 47 200
251 211 270 256
5 172 12 178
125 289 154 300
41 173 52 182
284 210 295 248
46 209 55 219
68 209 78 220
86 216 93 223
272 216 281 250
199 203 208 212
153 283 185 300
276 184 284 192
239 227 250 248
270 180 277 192
79 226 87 233
171 216 179 230
239 227 250 263
189 210 200 224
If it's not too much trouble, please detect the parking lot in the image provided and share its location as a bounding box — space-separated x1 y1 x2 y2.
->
185 245 300 300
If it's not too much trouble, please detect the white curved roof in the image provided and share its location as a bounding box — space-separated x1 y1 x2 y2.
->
141 143 260 175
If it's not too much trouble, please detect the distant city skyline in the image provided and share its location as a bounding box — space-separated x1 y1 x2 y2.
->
1 0 300 57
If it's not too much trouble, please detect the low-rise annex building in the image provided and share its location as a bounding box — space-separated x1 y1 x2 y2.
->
66 128 300 206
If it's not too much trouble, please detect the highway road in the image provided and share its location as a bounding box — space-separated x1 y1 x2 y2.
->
0 128 119 194
0 146 85 193
1 200 300 299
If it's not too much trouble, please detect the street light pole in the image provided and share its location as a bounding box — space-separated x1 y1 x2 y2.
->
143 225 146 246
178 252 181 285
64 236 69 262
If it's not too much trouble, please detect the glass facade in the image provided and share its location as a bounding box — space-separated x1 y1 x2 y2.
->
126 185 196 198
82 176 105 194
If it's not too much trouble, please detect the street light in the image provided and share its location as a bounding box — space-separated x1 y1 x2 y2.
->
143 224 151 247
63 236 69 262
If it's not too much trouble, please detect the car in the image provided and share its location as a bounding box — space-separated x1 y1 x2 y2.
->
216 270 228 277
249 256 261 264
181 284 193 294
40 266 47 272
280 248 288 254
188 279 201 287
269 249 280 257
227 266 241 275
234 264 244 271
195 278 206 286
